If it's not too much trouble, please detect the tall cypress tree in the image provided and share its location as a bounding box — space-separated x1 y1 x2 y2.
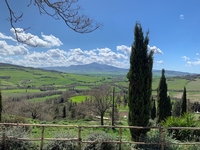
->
0 91 2 122
157 69 171 124
62 105 66 118
181 86 187 115
151 97 156 120
127 22 153 141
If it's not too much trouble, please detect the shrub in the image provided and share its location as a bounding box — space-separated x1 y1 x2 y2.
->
0 126 37 150
44 131 78 150
84 131 117 150
162 113 200 141
135 129 179 150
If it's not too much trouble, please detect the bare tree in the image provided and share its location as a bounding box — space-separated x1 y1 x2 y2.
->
4 0 101 43
91 85 112 125
21 101 42 119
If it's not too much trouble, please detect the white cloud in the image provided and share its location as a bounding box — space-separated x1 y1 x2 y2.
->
10 28 63 48
47 49 67 58
0 41 29 56
148 45 164 54
117 45 163 55
0 40 162 69
116 45 131 55
156 60 164 65
0 33 15 41
187 60 200 66
183 54 200 66
182 56 190 61
180 14 184 20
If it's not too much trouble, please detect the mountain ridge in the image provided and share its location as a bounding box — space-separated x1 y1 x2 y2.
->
0 62 196 77
42 62 195 77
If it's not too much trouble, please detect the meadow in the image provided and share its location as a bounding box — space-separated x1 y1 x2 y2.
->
1 64 200 149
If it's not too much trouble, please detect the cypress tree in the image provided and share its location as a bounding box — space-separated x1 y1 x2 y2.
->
62 105 66 118
181 86 187 115
127 22 153 141
151 98 156 120
0 91 2 122
157 69 171 124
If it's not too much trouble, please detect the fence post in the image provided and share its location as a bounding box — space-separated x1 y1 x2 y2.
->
159 127 164 150
40 126 45 150
78 126 82 150
119 127 122 150
1 125 5 150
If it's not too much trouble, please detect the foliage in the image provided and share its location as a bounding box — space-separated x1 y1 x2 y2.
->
44 131 78 150
135 129 179 150
62 105 66 118
181 86 187 115
162 113 200 141
83 131 117 150
157 69 172 124
172 100 181 117
0 90 2 122
151 97 156 120
0 126 37 150
126 22 153 141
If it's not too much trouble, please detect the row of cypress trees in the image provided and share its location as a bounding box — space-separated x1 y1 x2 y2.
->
127 22 187 141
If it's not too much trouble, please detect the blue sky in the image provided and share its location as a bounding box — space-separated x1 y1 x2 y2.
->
0 0 200 73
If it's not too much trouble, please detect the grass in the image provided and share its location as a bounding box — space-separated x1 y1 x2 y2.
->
70 95 91 103
0 65 115 89
1 89 42 97
29 94 61 102
74 85 91 90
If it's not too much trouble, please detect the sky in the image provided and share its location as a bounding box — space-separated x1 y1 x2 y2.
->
0 0 200 73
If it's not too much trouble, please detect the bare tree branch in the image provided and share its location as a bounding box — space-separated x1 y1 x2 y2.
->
4 0 101 44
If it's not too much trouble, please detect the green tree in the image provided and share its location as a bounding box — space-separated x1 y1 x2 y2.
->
127 22 153 141
157 69 171 124
0 90 2 122
151 97 156 120
172 100 181 117
181 86 187 115
62 105 66 118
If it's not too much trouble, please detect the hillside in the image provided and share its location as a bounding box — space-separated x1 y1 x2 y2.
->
0 63 113 88
43 62 194 77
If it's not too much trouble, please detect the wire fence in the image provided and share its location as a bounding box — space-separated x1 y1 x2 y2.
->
0 123 200 150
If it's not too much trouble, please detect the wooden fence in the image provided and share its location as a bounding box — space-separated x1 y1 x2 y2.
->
0 123 200 150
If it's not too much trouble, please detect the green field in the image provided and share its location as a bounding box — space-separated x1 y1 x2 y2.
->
70 95 91 103
29 94 61 102
1 63 200 103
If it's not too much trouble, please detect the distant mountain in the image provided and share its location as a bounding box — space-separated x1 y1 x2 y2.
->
42 62 194 77
0 62 195 77
43 62 127 75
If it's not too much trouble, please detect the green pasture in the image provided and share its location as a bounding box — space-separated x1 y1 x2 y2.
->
1 89 41 97
70 95 91 103
186 78 200 91
0 66 115 88
29 94 61 102
74 86 91 90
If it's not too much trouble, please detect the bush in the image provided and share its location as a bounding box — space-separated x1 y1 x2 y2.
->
44 131 78 150
162 113 200 141
135 129 179 150
0 126 37 150
84 131 117 150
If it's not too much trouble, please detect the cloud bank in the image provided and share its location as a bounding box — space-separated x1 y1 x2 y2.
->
0 29 164 68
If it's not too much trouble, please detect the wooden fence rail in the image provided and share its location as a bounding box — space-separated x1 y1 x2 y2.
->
0 123 200 150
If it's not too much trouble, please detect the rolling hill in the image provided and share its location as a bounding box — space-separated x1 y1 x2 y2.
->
42 62 194 77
